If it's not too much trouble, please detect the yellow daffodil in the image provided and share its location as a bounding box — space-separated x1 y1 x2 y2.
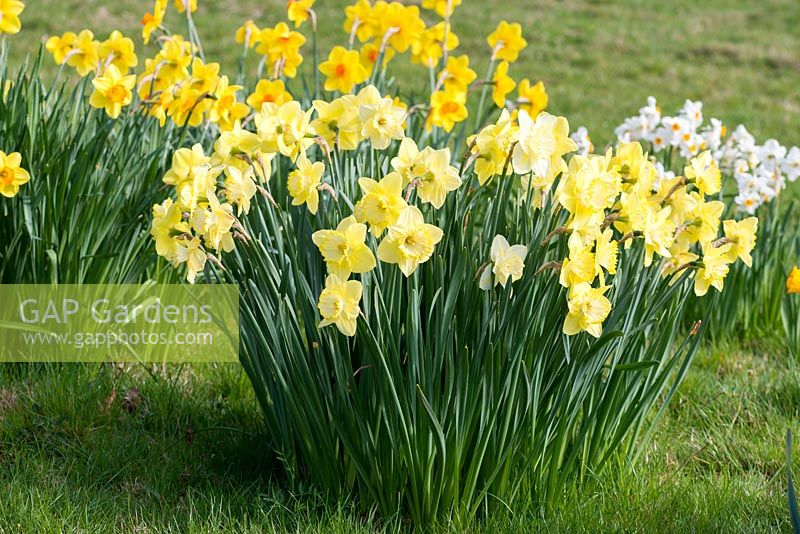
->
722 217 758 267
174 236 207 284
66 29 101 77
516 79 548 118
377 205 443 277
257 22 305 78
512 110 558 177
560 242 597 289
209 76 249 131
287 0 315 28
492 60 515 108
411 22 458 68
469 109 518 185
684 197 724 246
141 1 167 45
563 283 612 338
99 30 138 74
45 32 77 65
89 65 136 119
162 144 216 211
344 0 378 43
0 151 30 198
594 228 619 280
318 274 362 337
320 46 369 93
439 55 476 93
413 147 462 208
354 172 408 237
358 86 407 149
427 88 468 133
641 206 675 267
313 96 362 151
247 79 293 109
235 20 262 48
487 21 527 62
378 3 425 54
287 155 324 214
359 42 395 71
788 267 800 294
190 190 236 254
684 150 721 196
479 234 527 290
0 0 24 35
312 216 376 279
151 197 189 262
174 0 197 13
694 242 733 296
254 100 316 160
223 166 257 215
422 0 462 17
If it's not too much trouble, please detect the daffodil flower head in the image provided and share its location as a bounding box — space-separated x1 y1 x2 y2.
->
694 241 733 296
722 217 758 267
479 234 527 290
376 205 444 277
787 267 800 295
413 147 462 209
563 282 612 338
0 150 30 198
358 86 407 150
312 216 377 279
287 155 325 214
318 274 363 337
354 172 408 237
0 0 25 35
319 46 369 93
685 150 721 196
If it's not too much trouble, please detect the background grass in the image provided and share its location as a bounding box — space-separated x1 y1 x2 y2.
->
2 0 800 531
7 0 800 147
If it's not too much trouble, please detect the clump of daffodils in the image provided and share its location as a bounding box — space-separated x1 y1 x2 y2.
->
613 97 800 214
135 0 759 341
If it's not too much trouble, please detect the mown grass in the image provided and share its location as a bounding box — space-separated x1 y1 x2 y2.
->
8 0 800 147
2 0 800 531
1 339 798 532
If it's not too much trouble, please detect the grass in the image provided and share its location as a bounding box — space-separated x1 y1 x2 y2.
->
1 341 798 531
1 0 800 531
6 0 800 148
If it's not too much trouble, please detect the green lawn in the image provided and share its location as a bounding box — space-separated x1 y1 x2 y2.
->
2 0 800 531
7 0 800 147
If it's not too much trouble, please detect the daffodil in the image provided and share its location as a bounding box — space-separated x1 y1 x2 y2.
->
359 42 395 71
469 109 518 185
422 0 462 17
512 110 557 177
190 190 236 254
223 166 257 215
684 150 721 196
162 144 216 211
0 151 30 198
151 198 189 262
641 206 675 267
246 79 293 109
427 88 468 133
694 242 732 296
99 31 138 74
377 3 425 54
312 96 362 151
722 217 758 267
254 100 316 160
318 274 362 337
344 0 378 43
141 1 167 45
312 216 376 279
174 236 207 284
287 0 314 28
45 32 78 65
479 235 527 289
563 283 612 338
89 65 136 119
287 155 324 215
210 76 249 132
492 60 515 108
516 79 548 118
560 242 597 289
354 172 408 237
487 21 527 62
438 55 477 93
411 22 458 68
319 46 369 93
257 22 305 79
413 147 462 208
235 20 262 48
358 86 407 149
174 0 197 13
0 0 24 35
788 267 800 294
66 29 101 77
377 205 444 277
